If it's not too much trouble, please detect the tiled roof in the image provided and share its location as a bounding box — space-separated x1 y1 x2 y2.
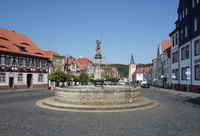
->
76 57 90 71
132 67 151 76
0 28 48 59
44 50 62 59
161 40 171 53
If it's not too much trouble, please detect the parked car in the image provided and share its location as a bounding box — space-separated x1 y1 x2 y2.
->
140 81 149 88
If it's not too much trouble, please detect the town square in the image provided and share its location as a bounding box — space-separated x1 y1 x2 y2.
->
0 0 200 136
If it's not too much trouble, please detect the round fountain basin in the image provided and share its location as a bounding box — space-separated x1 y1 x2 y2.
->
54 85 141 105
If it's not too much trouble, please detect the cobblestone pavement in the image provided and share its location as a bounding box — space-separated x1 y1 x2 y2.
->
0 88 200 136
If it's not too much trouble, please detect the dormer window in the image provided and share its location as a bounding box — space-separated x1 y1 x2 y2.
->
0 37 9 41
35 52 43 56
0 45 8 49
16 45 27 52
20 43 31 46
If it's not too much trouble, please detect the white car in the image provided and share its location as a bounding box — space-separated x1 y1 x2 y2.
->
140 81 149 88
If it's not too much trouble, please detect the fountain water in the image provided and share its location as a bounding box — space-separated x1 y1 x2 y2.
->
37 40 159 112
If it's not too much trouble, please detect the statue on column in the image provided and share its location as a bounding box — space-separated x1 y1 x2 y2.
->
95 40 102 59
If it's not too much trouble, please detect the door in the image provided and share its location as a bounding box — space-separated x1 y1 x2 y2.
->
27 74 32 88
9 77 14 88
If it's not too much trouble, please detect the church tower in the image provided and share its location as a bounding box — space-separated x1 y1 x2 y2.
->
129 54 136 83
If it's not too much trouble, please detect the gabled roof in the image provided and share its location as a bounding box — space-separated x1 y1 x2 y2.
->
160 40 171 54
43 50 62 60
0 28 48 59
132 67 151 76
76 57 91 71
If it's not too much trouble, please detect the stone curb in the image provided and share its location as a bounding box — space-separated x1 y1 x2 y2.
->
36 97 159 113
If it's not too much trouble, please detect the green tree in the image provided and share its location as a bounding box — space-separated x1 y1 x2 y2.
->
66 73 75 86
48 70 67 86
79 73 89 85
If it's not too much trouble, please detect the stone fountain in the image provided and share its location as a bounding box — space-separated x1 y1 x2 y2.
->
37 40 159 112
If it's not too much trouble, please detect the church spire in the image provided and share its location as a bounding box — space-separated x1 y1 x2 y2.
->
130 53 135 64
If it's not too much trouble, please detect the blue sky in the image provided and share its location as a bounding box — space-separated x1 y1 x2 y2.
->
0 0 179 64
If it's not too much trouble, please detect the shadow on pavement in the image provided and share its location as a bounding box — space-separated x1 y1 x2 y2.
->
185 97 200 105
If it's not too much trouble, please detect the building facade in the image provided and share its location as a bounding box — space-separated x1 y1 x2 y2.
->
170 0 200 93
155 40 171 87
162 46 172 88
44 51 65 74
76 57 94 76
65 57 78 75
0 29 49 89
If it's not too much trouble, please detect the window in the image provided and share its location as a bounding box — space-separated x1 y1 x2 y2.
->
20 43 30 46
0 73 6 83
25 58 30 67
195 64 200 80
181 67 189 80
185 7 188 15
18 74 23 82
182 10 185 19
0 37 9 41
181 29 183 40
5 55 11 66
0 54 5 65
172 36 175 47
0 45 8 49
195 39 200 56
38 74 44 82
172 51 178 63
197 0 199 4
15 57 19 66
194 17 198 32
185 26 188 38
180 13 182 21
172 69 178 80
35 59 39 68
18 57 23 66
15 45 27 52
181 45 190 60
175 33 178 45
193 0 195 8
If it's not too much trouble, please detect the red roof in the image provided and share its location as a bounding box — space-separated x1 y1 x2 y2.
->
76 57 90 71
161 40 171 53
132 67 151 76
0 28 48 59
44 50 62 59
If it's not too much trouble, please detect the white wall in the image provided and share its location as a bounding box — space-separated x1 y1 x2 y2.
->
0 72 48 87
